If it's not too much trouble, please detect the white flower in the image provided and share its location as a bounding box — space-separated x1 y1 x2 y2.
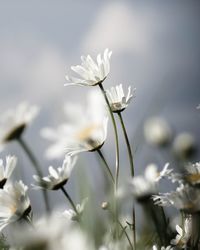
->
157 163 173 181
185 162 200 185
0 102 39 150
106 84 135 112
153 245 174 250
153 184 200 213
41 90 108 158
0 180 31 231
144 117 172 147
0 155 17 188
63 197 88 221
173 132 196 159
171 217 192 248
32 155 76 190
64 48 112 87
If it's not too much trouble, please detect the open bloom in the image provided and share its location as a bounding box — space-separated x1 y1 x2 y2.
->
171 217 192 248
0 155 17 188
0 102 39 151
153 184 200 213
0 180 31 231
185 162 200 185
64 49 112 87
41 90 108 158
32 155 77 190
106 84 135 112
63 198 88 221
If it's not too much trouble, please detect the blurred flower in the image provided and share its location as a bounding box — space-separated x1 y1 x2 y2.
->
197 104 200 109
41 90 108 158
106 84 135 112
153 184 200 213
185 162 200 185
144 117 172 147
12 214 94 250
63 197 88 221
173 132 196 160
171 217 192 248
0 180 31 231
153 245 174 250
32 155 76 190
0 155 17 188
64 48 112 87
0 102 39 151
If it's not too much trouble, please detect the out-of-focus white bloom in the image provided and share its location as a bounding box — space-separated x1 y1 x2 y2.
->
41 90 108 158
63 198 88 221
0 180 31 231
153 184 200 213
0 102 39 151
197 104 200 109
173 132 196 159
64 49 112 87
106 84 135 112
152 245 174 250
144 117 172 147
171 217 192 248
185 162 200 185
32 155 76 190
12 214 94 250
0 155 17 188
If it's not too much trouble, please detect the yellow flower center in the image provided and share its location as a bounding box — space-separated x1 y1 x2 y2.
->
186 174 200 183
75 124 100 141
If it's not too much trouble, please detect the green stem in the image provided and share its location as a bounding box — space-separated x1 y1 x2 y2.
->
117 112 136 249
17 137 50 212
118 220 134 250
97 149 115 184
61 186 78 215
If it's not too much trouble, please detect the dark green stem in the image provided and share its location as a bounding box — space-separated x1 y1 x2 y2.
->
17 137 50 212
61 186 78 215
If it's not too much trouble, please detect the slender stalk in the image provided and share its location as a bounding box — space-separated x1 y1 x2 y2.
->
118 220 134 250
17 137 50 212
117 112 136 249
60 186 78 215
98 83 120 190
97 149 115 184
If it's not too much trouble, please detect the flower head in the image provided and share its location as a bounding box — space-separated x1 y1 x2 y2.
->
0 102 38 150
0 180 31 231
32 155 76 190
106 84 135 112
185 162 200 185
0 155 17 188
64 49 112 87
153 246 174 250
41 90 108 158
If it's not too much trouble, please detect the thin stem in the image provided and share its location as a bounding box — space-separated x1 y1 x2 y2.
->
98 83 120 190
117 112 136 249
61 186 78 215
97 149 115 184
17 137 50 212
118 220 134 250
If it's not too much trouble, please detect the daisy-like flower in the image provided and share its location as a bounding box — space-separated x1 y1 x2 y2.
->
171 217 192 248
144 116 172 147
0 155 17 188
106 84 135 113
63 198 88 221
0 180 31 231
153 184 200 213
0 102 39 151
185 162 200 185
32 155 76 190
41 90 108 158
152 245 174 250
64 48 112 87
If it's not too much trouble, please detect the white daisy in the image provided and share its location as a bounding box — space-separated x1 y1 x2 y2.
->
185 162 200 185
144 117 172 147
32 155 76 190
0 180 31 231
171 217 192 248
0 102 39 151
64 48 112 87
153 245 174 250
41 91 108 158
153 184 200 213
0 155 17 188
63 198 88 221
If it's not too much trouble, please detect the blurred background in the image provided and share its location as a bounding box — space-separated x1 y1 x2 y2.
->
0 0 200 219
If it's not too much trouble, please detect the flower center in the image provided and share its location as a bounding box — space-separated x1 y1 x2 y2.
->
186 174 200 183
75 124 100 141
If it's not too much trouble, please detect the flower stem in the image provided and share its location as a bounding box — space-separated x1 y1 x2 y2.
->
60 186 78 215
118 220 134 250
17 137 50 212
117 112 136 249
97 149 115 184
